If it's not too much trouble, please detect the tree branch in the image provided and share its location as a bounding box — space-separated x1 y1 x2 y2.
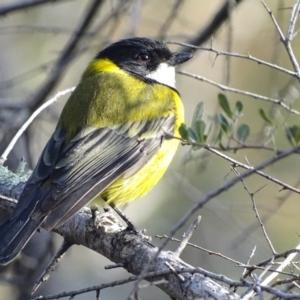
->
0 0 66 16
0 165 237 300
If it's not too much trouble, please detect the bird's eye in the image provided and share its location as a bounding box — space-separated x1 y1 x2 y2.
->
137 53 150 62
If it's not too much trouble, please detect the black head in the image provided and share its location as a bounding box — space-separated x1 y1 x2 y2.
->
95 37 192 87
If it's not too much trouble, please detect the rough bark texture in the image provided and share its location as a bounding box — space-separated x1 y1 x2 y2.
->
0 165 238 300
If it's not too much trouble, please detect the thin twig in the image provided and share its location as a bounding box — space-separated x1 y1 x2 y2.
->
28 0 104 112
181 0 244 53
262 0 300 77
0 0 66 16
1 1 128 93
32 240 73 294
178 70 300 116
253 274 264 300
261 0 285 41
284 0 300 76
105 263 124 270
231 166 276 255
242 246 256 277
138 279 169 289
0 60 55 91
224 0 235 85
0 87 75 165
156 234 243 265
174 216 201 257
167 41 297 77
243 241 300 299
158 0 184 40
127 144 300 299
165 262 185 282
203 145 300 194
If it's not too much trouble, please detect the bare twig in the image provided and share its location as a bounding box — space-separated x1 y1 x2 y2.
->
158 0 184 40
165 262 185 282
262 0 300 76
181 0 244 52
242 246 257 277
178 70 300 116
0 0 66 16
167 42 297 78
174 216 201 257
244 241 300 299
156 234 243 265
127 144 300 299
203 145 300 194
231 166 276 254
284 0 300 76
28 0 104 112
32 240 73 294
261 0 285 41
105 263 124 270
253 274 264 300
0 87 75 165
31 266 240 300
224 0 235 85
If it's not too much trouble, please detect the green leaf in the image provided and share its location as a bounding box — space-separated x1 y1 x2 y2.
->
194 120 206 143
286 125 300 145
187 127 198 143
218 93 233 119
295 129 300 144
179 124 189 140
259 108 273 126
235 101 243 113
217 113 230 133
191 102 204 130
237 124 250 143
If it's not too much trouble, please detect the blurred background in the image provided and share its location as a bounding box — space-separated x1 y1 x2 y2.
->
1 0 300 299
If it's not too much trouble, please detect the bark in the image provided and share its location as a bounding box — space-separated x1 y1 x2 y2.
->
0 165 238 300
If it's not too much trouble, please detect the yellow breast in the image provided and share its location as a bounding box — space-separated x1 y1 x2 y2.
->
101 137 180 206
84 58 184 206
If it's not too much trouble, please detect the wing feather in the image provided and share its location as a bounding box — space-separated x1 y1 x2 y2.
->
14 115 175 230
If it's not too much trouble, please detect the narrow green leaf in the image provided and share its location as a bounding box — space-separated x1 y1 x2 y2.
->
259 108 273 126
237 124 250 143
217 113 230 133
286 125 300 145
295 128 300 144
191 102 204 130
187 127 198 143
235 101 243 113
179 124 189 140
218 93 233 119
194 120 206 143
286 127 295 146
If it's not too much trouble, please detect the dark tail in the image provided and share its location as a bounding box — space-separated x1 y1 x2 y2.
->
0 209 42 265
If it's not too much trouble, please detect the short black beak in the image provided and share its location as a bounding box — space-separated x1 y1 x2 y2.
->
169 52 193 66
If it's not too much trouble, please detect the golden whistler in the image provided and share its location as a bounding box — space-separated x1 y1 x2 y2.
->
0 38 192 264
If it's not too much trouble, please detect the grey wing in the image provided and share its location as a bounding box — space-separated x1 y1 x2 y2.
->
12 115 175 230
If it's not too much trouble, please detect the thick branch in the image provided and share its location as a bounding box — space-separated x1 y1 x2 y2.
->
0 165 237 300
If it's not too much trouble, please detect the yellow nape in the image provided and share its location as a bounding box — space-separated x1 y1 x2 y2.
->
83 58 123 78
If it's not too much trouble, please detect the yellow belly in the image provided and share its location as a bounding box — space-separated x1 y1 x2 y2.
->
92 137 179 207
81 64 184 207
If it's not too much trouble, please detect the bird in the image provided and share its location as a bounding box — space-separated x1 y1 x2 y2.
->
0 37 192 265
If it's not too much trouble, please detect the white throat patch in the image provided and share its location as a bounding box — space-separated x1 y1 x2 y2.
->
145 63 176 88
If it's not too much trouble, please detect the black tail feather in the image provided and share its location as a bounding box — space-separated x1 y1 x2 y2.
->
0 212 42 265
